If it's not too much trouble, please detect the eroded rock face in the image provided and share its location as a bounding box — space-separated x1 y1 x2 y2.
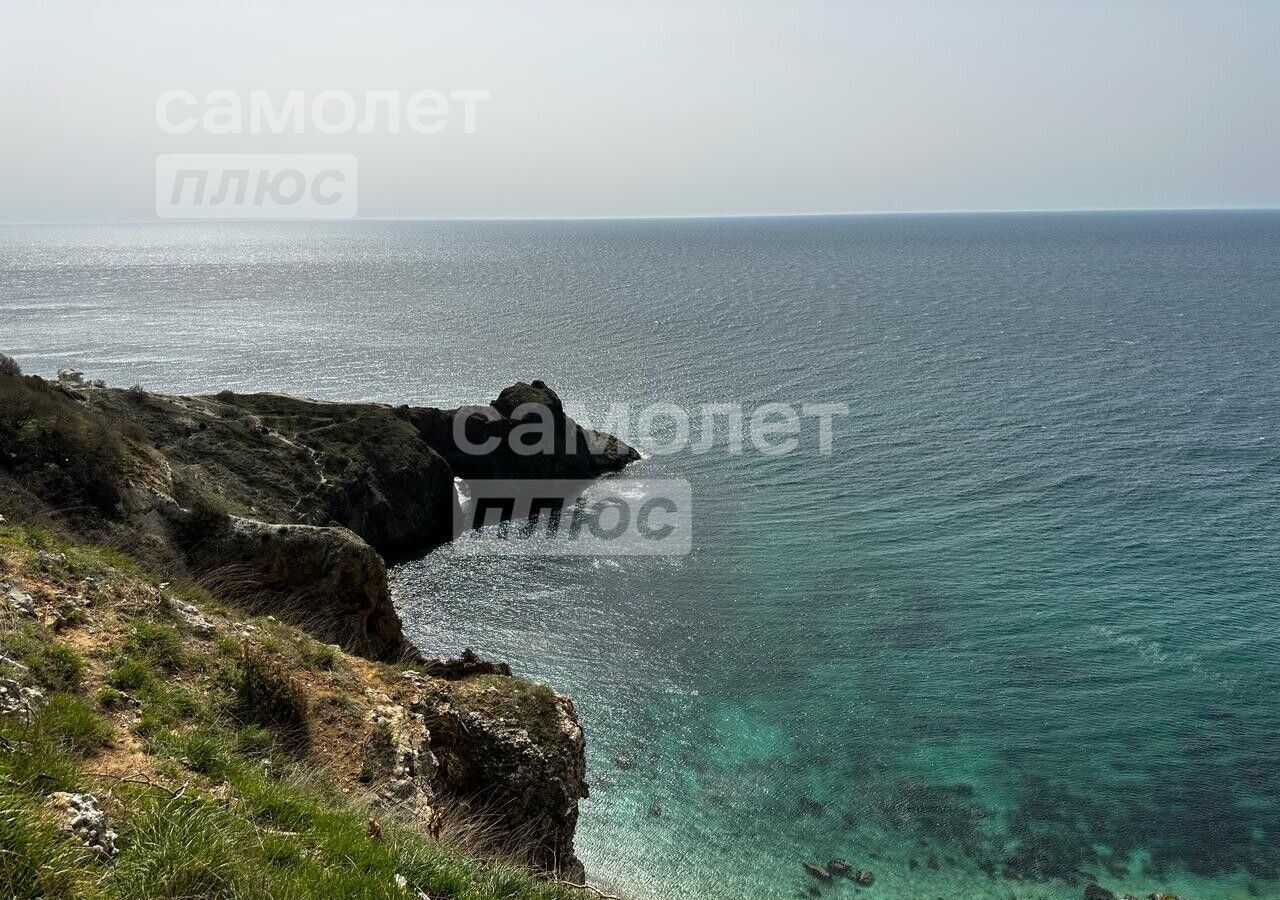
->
412 675 589 880
80 389 460 560
362 695 437 818
354 670 589 880
78 383 637 561
53 381 636 664
189 516 410 661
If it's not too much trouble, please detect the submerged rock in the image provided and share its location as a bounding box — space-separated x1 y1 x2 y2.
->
797 796 825 816
803 863 832 882
1083 885 1117 900
852 868 874 886
827 858 851 876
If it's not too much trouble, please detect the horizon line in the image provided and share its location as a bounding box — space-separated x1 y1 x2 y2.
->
2 205 1279 227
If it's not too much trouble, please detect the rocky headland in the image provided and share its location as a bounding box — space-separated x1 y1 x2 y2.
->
0 364 639 893
5 373 637 660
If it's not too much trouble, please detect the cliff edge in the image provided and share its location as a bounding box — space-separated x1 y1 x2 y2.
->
0 368 638 886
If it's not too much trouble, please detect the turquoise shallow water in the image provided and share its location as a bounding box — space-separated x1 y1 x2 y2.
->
3 212 1279 899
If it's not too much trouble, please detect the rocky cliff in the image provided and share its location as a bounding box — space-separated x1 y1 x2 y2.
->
406 380 640 481
78 387 461 559
0 526 594 892
2 375 637 660
0 369 639 883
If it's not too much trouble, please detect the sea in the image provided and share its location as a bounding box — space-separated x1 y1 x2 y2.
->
2 211 1279 900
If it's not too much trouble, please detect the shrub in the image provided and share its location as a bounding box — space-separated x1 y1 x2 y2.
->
0 376 128 516
236 645 309 733
0 354 20 377
169 491 230 553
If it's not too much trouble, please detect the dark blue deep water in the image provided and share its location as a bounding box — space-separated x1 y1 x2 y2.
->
3 211 1279 899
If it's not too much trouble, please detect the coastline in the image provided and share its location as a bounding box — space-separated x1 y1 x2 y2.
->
0 367 640 891
7 211 1280 900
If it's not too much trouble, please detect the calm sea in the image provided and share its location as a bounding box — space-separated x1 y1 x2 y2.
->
3 212 1279 899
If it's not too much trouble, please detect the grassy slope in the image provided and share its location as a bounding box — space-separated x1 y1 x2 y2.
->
0 523 583 900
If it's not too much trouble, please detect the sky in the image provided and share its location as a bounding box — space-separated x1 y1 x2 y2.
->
1 0 1277 222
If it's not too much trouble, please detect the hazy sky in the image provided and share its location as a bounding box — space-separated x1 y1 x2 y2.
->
2 0 1277 221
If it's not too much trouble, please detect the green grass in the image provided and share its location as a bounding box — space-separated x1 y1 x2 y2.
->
135 683 206 740
228 769 316 831
110 793 242 900
0 527 137 583
1 627 85 692
37 693 114 755
97 686 130 710
1 696 580 900
107 656 154 692
0 522 583 900
98 777 580 900
123 623 185 673
104 648 214 742
234 723 272 755
0 523 62 554
0 714 81 797
0 786 104 900
73 545 138 574
299 640 340 671
162 730 233 778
